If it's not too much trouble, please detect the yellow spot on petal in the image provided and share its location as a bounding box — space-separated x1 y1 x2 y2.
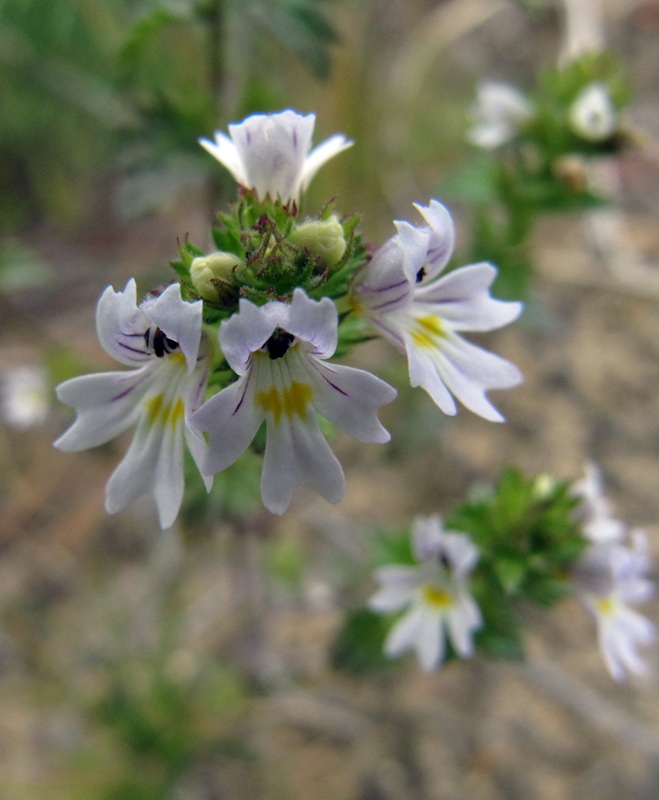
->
256 381 312 426
421 584 454 610
145 394 185 430
595 595 616 617
411 315 445 350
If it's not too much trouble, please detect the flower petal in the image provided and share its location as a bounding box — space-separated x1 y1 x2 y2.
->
418 605 444 670
393 221 433 285
406 329 523 422
104 414 182 528
96 279 151 367
447 594 482 657
54 368 151 450
282 289 338 359
198 131 248 186
305 358 396 443
261 410 345 514
369 565 420 611
219 299 277 374
230 110 316 200
300 133 353 193
412 514 444 562
352 238 414 320
415 262 523 331
384 605 425 659
142 283 202 373
413 199 456 280
192 374 262 476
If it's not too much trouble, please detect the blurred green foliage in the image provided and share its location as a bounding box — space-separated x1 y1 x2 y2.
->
0 0 341 228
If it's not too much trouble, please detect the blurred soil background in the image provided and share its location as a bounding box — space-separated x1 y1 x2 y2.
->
1 0 659 798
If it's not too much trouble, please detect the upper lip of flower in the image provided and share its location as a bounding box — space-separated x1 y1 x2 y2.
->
96 279 203 374
198 109 353 202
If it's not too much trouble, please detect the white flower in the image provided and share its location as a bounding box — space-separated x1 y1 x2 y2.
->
569 82 617 142
1 364 49 429
467 81 533 149
54 279 212 529
199 109 352 203
352 199 523 422
575 530 655 681
573 461 625 544
190 288 396 515
369 515 482 670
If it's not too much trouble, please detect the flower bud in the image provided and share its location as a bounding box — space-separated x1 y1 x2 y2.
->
289 216 347 268
190 251 242 301
568 82 617 142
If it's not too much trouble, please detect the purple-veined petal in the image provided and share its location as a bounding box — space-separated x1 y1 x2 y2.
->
219 299 278 374
200 110 351 201
413 199 456 280
393 221 433 285
96 279 151 367
54 368 151 450
281 289 338 358
192 373 262 476
415 262 522 331
303 357 396 443
229 110 316 201
352 238 414 319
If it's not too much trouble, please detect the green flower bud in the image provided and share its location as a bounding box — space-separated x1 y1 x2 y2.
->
289 216 347 267
190 251 242 301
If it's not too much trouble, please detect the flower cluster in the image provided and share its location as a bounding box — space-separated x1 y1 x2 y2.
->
369 515 482 670
465 52 630 215
54 109 522 527
364 465 654 681
572 463 655 681
468 54 627 152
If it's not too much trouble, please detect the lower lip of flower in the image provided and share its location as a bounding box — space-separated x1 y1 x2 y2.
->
411 315 446 350
421 583 454 609
256 381 313 426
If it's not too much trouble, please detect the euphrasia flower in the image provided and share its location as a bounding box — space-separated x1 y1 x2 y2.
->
54 279 211 529
352 199 523 421
467 81 533 149
190 288 396 515
199 109 352 203
574 530 655 681
568 82 617 142
369 515 482 670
